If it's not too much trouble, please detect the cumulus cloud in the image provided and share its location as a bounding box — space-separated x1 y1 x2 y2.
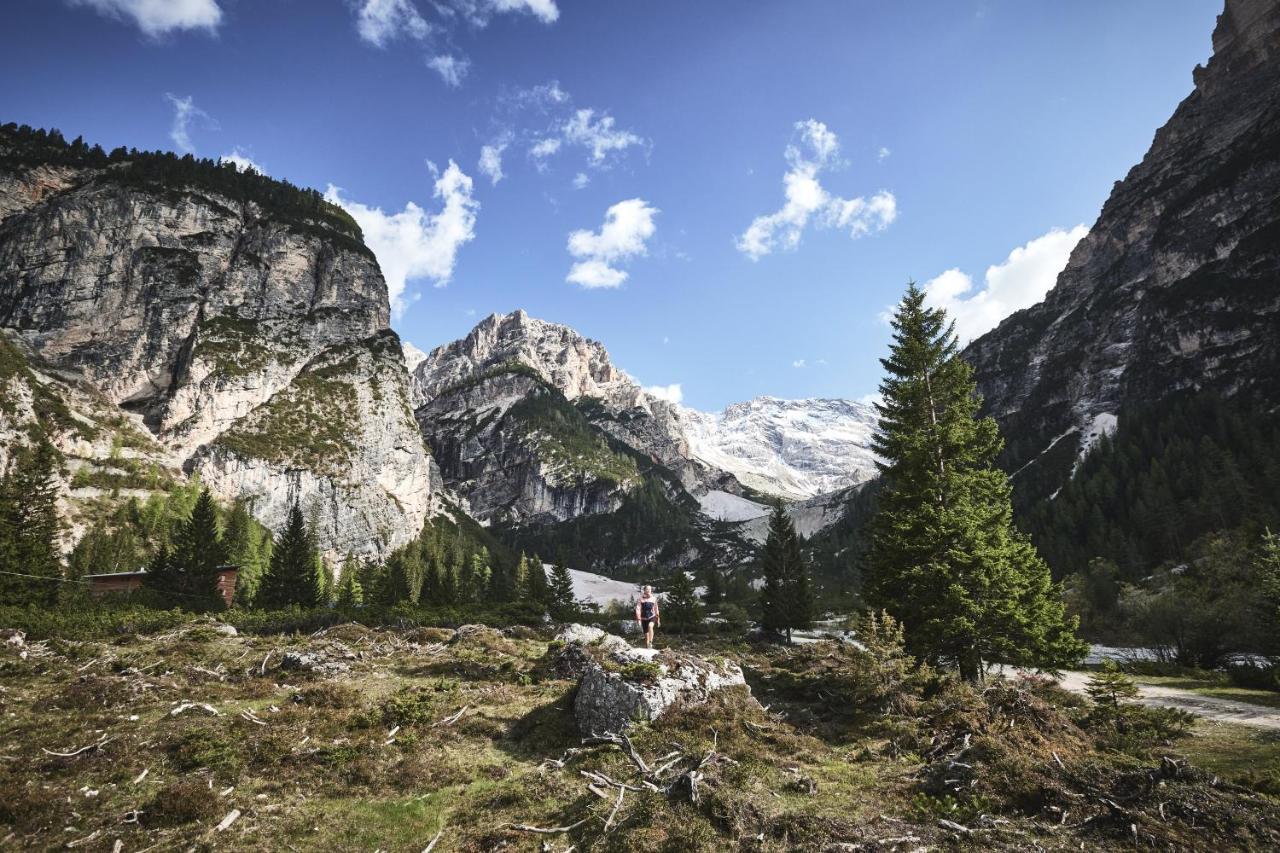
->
477 142 506 185
529 137 562 160
644 383 683 404
792 359 807 369
219 148 264 174
165 93 213 154
566 198 658 289
325 161 479 316
921 224 1088 342
450 0 559 25
427 54 469 86
68 0 222 37
355 0 430 46
572 172 590 190
878 146 892 161
736 119 897 261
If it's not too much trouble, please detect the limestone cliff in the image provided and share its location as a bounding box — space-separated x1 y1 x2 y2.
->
0 127 432 559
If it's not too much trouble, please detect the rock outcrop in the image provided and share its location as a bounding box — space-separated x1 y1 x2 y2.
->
963 0 1280 500
0 129 432 559
553 625 749 736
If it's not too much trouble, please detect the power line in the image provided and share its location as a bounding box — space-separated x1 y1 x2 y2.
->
0 569 226 604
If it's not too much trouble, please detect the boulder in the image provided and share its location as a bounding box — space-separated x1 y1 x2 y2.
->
280 642 356 676
571 638 749 737
1 628 25 649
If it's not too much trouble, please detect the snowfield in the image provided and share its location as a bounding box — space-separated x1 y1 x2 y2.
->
698 490 770 522
542 564 641 607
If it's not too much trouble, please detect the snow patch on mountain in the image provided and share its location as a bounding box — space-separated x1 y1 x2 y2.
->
680 397 880 500
699 490 770 522
1079 412 1118 460
541 564 640 607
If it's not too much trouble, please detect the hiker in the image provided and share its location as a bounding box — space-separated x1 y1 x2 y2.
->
635 585 660 648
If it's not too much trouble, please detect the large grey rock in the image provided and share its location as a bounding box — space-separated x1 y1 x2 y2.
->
572 638 749 737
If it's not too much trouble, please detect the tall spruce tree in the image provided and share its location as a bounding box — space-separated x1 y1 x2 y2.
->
702 566 724 610
759 503 814 643
336 554 364 608
548 558 576 620
524 553 549 604
663 570 704 634
257 503 321 609
865 283 1086 681
170 488 227 607
0 438 63 607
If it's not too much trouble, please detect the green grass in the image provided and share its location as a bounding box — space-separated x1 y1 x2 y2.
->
1170 721 1280 796
1128 674 1280 710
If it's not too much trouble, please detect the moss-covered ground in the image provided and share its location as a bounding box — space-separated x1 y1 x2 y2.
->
2 620 1278 851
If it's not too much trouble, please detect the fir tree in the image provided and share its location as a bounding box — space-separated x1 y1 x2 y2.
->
702 566 724 610
170 488 227 607
469 550 492 603
865 283 1086 681
0 438 63 607
759 504 813 643
663 570 704 634
142 542 180 601
336 554 364 608
223 500 264 605
524 553 549 604
257 504 321 609
548 559 576 620
1085 661 1140 707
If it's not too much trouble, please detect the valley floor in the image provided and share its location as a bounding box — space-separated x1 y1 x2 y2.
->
2 619 1278 851
1056 671 1280 730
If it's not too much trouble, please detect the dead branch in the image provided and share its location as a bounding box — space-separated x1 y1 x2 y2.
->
503 818 590 835
582 733 649 775
64 829 101 848
215 809 241 831
435 705 469 727
421 827 444 852
602 785 625 833
41 734 112 758
170 702 220 717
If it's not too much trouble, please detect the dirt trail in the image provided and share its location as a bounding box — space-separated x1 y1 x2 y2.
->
1056 670 1280 730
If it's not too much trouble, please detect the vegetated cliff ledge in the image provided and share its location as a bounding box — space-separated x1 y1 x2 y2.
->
0 124 432 559
963 0 1280 506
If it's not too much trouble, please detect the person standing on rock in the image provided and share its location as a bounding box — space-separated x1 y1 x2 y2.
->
635 586 660 648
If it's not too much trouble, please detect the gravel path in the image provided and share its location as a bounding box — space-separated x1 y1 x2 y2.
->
1055 670 1280 730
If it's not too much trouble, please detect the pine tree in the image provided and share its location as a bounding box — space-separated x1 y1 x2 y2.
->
170 488 227 607
865 283 1087 681
548 559 576 620
336 554 364 608
223 500 264 605
663 570 704 634
1085 661 1140 706
0 439 64 607
513 552 530 598
524 553 549 604
257 504 321 609
759 504 813 643
702 566 724 610
142 542 180 602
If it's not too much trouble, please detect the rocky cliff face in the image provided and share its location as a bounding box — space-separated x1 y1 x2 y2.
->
963 0 1280 500
0 131 433 559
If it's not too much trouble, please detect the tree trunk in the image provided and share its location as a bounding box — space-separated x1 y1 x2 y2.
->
959 649 984 684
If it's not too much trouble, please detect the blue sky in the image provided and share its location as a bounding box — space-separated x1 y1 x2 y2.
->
1 0 1218 411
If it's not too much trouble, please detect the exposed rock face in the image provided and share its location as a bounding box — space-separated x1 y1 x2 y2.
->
963 0 1280 499
555 626 749 736
679 397 880 500
0 133 432 559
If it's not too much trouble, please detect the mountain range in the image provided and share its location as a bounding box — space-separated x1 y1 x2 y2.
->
1 0 1277 583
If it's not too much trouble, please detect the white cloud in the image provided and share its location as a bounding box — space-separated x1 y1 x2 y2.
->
325 161 479 316
566 198 658 289
219 148 264 174
571 171 590 190
478 143 506 185
878 146 892 161
858 392 884 408
427 54 469 86
69 0 222 37
563 108 645 166
792 359 807 369
164 93 213 154
529 137 562 160
644 383 683 404
736 119 897 261
355 0 430 46
447 0 559 25
922 224 1088 342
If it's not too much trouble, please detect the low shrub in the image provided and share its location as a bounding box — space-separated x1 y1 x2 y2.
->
144 778 221 826
1225 661 1280 692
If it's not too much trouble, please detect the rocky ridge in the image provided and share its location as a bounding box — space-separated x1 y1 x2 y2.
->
962 0 1280 502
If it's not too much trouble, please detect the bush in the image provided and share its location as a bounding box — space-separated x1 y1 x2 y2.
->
718 603 750 633
144 779 221 826
1225 660 1280 692
1084 704 1196 755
